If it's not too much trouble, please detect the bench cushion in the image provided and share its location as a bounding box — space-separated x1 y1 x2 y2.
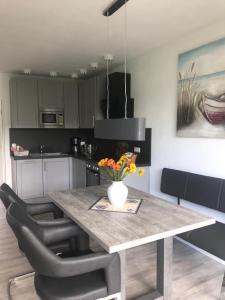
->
160 168 188 199
179 222 225 261
184 174 222 210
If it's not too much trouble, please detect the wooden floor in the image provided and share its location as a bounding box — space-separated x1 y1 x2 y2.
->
0 201 225 300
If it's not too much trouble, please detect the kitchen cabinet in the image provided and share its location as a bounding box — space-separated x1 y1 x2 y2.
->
16 159 43 199
43 158 70 194
78 75 105 128
72 158 86 188
64 82 79 128
38 79 64 109
12 157 71 199
10 78 39 128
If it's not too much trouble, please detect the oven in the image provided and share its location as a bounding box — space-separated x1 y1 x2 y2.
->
39 109 64 128
86 162 100 187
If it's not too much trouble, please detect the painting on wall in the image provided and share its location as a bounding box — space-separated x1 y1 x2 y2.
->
177 37 225 138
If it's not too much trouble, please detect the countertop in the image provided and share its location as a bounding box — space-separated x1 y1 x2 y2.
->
12 152 150 167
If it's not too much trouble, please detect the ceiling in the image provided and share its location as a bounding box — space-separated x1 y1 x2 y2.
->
0 0 225 77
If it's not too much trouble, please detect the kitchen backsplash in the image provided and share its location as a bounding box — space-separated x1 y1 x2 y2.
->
10 128 151 165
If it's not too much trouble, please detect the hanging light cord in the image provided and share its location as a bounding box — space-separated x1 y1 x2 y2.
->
106 59 109 119
124 0 128 119
106 11 110 120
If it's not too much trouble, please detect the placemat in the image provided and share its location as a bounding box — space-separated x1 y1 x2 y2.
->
90 196 142 214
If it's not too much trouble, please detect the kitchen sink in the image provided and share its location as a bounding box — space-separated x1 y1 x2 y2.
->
30 152 68 158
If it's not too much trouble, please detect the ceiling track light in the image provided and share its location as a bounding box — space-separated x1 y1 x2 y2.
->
103 0 130 16
80 68 87 75
50 71 57 77
24 69 31 75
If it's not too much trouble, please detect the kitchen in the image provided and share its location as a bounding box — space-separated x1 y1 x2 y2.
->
1 1 225 300
9 72 151 200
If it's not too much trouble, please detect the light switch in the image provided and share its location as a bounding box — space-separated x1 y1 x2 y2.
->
134 147 141 153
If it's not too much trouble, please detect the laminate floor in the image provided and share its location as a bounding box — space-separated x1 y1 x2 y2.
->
0 201 224 300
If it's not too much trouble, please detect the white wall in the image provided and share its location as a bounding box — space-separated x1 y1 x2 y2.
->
0 73 11 185
123 19 225 221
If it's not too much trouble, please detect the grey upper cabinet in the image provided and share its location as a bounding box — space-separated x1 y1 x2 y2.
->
38 79 64 109
72 158 86 188
64 82 79 128
78 77 96 128
10 78 39 128
16 159 43 199
78 76 106 128
43 158 70 194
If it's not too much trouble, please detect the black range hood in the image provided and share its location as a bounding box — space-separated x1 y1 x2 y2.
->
94 72 146 141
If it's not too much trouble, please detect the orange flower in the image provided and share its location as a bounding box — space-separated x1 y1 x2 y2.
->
112 163 121 171
98 158 108 167
106 159 115 167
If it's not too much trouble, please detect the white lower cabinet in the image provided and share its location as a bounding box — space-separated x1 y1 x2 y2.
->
43 158 70 194
16 159 44 199
13 157 71 199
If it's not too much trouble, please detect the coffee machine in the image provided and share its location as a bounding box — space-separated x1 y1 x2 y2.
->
72 137 81 154
72 137 87 155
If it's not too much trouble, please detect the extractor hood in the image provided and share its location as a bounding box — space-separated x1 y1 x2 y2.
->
94 118 146 141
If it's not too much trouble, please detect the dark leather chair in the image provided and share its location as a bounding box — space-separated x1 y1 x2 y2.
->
7 202 90 254
0 183 63 218
7 205 121 300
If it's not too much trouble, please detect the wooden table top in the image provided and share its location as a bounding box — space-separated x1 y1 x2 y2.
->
49 185 215 253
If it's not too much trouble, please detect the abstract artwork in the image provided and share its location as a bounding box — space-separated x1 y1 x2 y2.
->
177 37 225 138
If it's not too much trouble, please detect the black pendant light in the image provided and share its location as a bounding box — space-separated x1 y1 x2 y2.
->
94 0 146 141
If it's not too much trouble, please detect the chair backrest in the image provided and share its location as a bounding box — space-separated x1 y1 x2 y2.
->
184 173 222 210
161 168 224 211
7 203 60 277
0 189 11 209
6 202 42 242
160 168 188 204
0 183 25 207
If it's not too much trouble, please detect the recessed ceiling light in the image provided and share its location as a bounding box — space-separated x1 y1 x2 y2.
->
90 62 98 69
80 68 87 75
71 73 78 78
24 69 31 74
50 71 57 77
103 54 114 61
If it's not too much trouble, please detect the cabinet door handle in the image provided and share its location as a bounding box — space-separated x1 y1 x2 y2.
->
92 115 95 127
44 161 46 171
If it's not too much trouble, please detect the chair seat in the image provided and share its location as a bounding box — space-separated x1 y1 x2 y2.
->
35 270 108 300
179 221 225 261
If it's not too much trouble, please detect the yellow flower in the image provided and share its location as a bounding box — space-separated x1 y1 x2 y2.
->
98 158 108 167
119 154 129 163
128 163 136 174
138 168 144 176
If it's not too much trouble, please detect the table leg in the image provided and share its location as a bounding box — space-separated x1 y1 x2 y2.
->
157 237 173 300
119 250 126 300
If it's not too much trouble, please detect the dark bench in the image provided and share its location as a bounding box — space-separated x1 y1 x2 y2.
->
161 168 225 261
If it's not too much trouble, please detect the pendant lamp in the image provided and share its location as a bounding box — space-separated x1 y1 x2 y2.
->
94 0 146 141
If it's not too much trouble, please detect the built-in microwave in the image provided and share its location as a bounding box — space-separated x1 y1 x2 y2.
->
39 109 64 128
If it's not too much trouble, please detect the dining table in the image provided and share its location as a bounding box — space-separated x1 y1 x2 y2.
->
49 185 215 300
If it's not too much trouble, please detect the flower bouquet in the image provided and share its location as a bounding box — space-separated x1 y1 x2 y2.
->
98 153 144 207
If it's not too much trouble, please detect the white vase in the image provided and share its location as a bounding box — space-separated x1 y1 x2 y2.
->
107 181 128 208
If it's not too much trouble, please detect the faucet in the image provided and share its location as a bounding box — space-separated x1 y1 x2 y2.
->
40 145 45 154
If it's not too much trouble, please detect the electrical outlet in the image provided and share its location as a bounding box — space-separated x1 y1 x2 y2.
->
134 147 141 153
